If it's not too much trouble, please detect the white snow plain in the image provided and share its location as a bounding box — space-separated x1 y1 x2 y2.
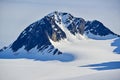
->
0 37 120 80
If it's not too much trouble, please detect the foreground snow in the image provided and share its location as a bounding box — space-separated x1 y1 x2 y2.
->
0 38 120 80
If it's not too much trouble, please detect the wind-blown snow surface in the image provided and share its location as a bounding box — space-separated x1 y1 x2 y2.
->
0 38 120 80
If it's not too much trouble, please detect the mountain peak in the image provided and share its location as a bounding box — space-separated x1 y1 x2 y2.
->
46 11 75 26
0 11 119 55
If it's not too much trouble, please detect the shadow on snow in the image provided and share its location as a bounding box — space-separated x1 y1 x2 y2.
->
0 52 75 62
111 38 120 54
80 61 120 71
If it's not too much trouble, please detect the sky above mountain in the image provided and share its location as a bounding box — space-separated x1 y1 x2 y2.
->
0 0 120 48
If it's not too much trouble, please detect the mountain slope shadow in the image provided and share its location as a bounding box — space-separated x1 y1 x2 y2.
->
80 61 120 71
111 38 120 54
0 52 75 62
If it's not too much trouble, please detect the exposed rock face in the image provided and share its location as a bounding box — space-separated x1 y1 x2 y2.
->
44 14 67 41
11 21 51 52
85 20 115 36
67 18 85 35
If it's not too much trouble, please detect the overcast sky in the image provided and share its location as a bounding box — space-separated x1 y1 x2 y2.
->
0 0 120 48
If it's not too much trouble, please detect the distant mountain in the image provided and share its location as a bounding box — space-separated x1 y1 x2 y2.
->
0 11 119 55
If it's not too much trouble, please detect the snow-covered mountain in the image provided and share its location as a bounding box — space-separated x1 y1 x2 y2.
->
0 11 119 55
85 20 119 40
